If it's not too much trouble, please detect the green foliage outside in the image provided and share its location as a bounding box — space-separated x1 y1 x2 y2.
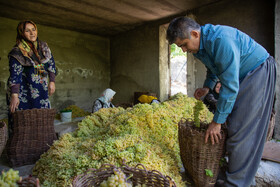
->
170 44 186 58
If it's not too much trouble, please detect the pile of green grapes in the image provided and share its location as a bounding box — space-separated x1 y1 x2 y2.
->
0 169 20 187
33 93 213 186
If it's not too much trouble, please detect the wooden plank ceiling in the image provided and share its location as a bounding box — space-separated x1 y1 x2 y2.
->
0 0 219 36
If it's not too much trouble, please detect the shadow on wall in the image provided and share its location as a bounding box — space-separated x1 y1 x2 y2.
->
111 75 147 105
51 93 76 112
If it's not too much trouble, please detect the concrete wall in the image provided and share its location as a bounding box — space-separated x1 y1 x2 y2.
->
110 24 161 104
0 17 110 118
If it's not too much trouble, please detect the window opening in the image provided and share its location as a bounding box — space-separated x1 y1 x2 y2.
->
170 44 187 96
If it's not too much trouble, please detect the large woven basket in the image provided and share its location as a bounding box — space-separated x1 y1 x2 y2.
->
178 119 226 187
0 121 8 156
72 163 176 187
6 108 57 167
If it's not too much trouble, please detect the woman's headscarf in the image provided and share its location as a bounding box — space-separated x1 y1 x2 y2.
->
16 20 42 65
16 20 38 45
98 88 116 107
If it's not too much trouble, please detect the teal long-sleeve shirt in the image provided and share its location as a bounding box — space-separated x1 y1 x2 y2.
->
193 24 269 124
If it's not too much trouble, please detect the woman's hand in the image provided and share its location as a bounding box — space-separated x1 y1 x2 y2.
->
9 93 20 113
48 82 55 96
205 121 222 145
194 87 209 100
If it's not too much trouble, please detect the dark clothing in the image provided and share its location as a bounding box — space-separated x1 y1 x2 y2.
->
203 90 219 113
225 56 276 187
6 41 56 110
6 41 56 136
92 99 115 113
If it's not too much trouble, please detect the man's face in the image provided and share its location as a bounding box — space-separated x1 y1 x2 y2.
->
174 30 200 54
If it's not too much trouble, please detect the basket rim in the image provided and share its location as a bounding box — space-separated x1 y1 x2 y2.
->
72 162 177 187
179 117 227 133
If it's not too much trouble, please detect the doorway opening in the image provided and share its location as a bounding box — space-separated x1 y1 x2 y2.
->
170 44 187 96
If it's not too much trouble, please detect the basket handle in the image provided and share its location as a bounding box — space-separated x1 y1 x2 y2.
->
166 176 176 187
134 163 147 172
100 163 116 169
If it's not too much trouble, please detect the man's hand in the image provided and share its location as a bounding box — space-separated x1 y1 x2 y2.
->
194 87 209 100
9 93 20 113
48 82 55 96
205 121 222 145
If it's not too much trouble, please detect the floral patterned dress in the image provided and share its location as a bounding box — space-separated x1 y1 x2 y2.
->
6 41 56 110
7 56 56 109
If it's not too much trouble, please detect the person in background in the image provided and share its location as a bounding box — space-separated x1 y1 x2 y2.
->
92 88 116 113
166 17 276 187
138 94 160 104
6 20 56 135
203 81 221 113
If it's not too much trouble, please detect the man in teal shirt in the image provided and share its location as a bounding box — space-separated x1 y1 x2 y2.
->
167 17 276 186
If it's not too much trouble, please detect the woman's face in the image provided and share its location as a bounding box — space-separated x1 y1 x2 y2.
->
24 23 37 42
215 83 221 93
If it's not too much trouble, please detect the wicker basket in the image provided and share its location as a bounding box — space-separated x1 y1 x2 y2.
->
6 108 57 167
17 176 40 187
0 121 8 156
72 163 176 187
178 119 226 187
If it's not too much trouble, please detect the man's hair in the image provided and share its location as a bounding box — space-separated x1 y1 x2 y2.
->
166 16 200 44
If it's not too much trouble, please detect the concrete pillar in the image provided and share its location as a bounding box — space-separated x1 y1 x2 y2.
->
159 25 170 101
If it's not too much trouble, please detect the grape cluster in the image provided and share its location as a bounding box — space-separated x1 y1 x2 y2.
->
100 169 148 187
0 169 20 187
100 169 132 187
193 100 204 127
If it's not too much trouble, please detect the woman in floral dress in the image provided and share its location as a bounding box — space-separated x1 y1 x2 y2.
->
6 20 56 135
